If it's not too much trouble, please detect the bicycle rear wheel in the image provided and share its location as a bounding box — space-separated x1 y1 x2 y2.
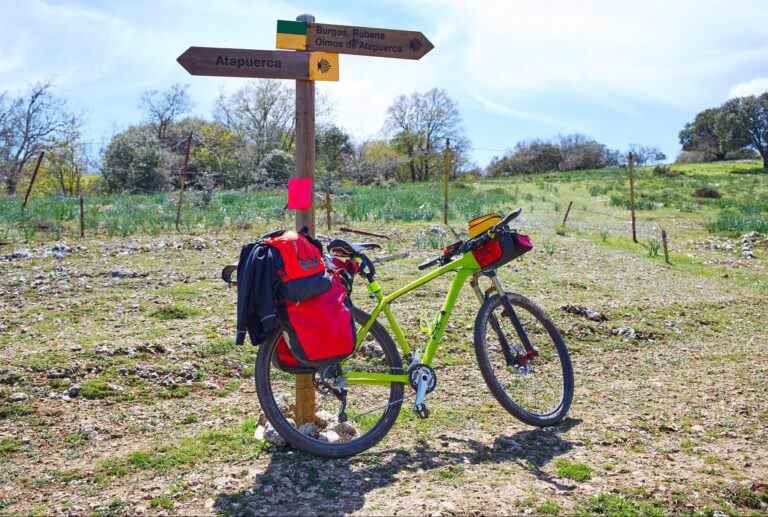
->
474 292 573 427
254 307 404 458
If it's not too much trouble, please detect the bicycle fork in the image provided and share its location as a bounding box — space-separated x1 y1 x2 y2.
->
470 273 538 368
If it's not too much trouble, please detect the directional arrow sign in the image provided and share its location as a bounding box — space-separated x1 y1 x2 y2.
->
276 20 433 60
176 47 339 81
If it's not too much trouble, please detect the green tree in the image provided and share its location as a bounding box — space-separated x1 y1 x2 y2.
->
316 125 353 180
101 125 174 193
725 93 768 169
679 107 748 161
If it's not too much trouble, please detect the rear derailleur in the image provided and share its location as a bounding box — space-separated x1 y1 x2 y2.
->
316 364 348 423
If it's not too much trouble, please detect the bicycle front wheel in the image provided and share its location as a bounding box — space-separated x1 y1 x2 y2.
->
474 293 574 427
255 307 404 458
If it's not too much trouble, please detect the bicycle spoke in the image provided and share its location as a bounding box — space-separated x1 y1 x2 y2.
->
483 301 565 417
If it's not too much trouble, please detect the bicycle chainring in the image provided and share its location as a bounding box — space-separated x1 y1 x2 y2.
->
407 363 437 394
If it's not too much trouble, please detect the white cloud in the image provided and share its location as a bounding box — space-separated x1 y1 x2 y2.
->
396 0 768 108
3 0 768 164
471 95 573 129
729 78 768 98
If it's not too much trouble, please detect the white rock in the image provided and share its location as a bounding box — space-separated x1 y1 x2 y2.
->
315 410 337 426
318 430 341 443
10 392 28 402
298 423 319 437
333 421 358 438
255 422 286 447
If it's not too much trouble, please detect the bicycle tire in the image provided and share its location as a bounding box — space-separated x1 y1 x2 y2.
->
255 307 404 458
474 292 574 427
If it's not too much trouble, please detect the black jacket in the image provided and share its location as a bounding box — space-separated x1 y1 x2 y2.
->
235 242 282 346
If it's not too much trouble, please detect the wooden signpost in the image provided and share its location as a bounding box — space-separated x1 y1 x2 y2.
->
178 14 433 426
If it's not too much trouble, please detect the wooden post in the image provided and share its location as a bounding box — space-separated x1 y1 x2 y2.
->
325 191 332 232
443 138 451 225
661 228 670 264
79 195 85 238
21 152 45 212
294 13 316 426
175 134 193 232
562 200 574 227
76 167 85 238
628 152 638 243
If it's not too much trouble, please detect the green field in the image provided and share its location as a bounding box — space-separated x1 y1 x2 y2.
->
2 161 766 244
1 160 767 515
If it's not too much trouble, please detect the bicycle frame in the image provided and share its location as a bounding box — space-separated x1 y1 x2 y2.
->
344 251 483 387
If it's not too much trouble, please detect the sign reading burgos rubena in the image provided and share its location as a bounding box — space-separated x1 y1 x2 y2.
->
276 20 434 60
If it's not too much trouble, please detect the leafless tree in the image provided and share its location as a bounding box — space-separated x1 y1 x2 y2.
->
0 82 77 195
47 118 92 195
139 83 192 141
384 88 465 181
214 80 294 165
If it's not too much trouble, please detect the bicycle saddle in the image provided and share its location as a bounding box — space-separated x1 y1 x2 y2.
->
328 239 381 257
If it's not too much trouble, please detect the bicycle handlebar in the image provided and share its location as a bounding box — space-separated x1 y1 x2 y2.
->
416 209 523 271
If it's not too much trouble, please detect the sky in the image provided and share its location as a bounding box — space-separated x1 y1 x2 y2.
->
2 0 768 168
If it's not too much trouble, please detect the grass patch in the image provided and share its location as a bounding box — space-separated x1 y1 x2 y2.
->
578 493 665 516
97 418 263 478
79 378 115 400
724 485 768 510
537 500 562 515
196 338 236 357
149 304 199 321
149 495 175 511
555 458 592 481
159 386 190 399
181 414 199 425
707 209 768 234
0 402 34 419
0 437 21 459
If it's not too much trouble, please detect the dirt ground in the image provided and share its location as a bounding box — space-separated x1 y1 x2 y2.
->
2 182 768 515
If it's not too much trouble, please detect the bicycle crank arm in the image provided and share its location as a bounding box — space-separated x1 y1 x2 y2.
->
414 372 429 407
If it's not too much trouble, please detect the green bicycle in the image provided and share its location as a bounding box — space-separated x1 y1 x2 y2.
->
254 209 574 457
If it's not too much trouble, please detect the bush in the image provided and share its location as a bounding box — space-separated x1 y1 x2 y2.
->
652 165 680 177
693 186 721 198
676 150 717 163
101 125 175 193
725 148 760 161
486 134 620 176
254 149 294 188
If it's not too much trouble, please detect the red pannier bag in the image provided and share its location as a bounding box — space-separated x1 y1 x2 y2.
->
263 230 356 371
473 231 533 270
264 229 330 301
273 272 356 371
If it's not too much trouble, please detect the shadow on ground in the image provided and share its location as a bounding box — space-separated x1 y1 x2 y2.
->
214 418 581 516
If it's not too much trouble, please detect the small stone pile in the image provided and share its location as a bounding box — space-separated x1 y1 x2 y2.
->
254 408 359 448
705 232 764 260
560 304 607 322
739 232 763 259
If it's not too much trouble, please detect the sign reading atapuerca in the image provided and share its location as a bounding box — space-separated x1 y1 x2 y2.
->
176 46 339 81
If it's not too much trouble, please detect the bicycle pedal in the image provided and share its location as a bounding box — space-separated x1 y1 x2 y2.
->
414 402 429 419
